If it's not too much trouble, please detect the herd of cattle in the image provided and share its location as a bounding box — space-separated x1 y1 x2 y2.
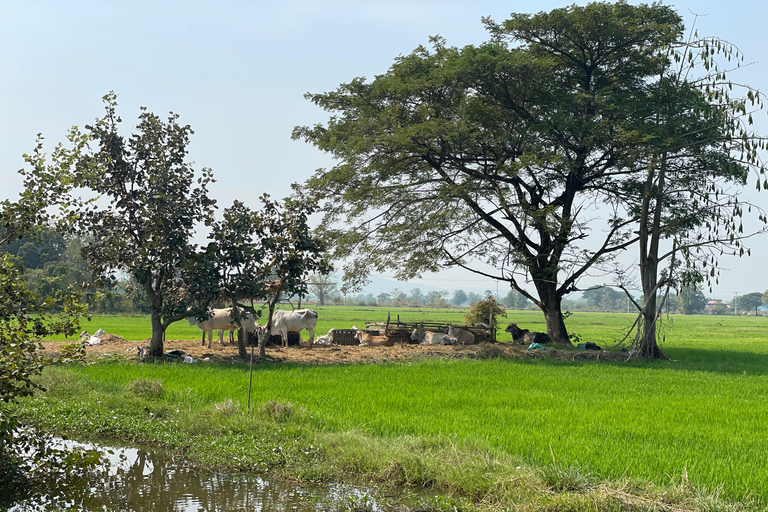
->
191 308 551 348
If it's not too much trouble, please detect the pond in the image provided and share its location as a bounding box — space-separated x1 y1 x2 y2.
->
9 440 429 511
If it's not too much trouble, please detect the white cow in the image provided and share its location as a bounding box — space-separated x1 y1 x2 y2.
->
262 309 318 348
410 328 458 345
196 308 257 349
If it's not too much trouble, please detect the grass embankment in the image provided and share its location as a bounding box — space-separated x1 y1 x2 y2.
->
20 309 768 511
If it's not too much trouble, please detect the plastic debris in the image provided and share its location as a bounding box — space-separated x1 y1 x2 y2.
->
527 342 545 351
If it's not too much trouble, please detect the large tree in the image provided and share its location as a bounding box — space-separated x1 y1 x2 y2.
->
69 93 216 356
294 2 683 344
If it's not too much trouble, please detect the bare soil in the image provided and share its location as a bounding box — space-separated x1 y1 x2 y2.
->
42 335 627 365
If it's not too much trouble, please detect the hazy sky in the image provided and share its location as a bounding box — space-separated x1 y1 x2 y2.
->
2 0 767 299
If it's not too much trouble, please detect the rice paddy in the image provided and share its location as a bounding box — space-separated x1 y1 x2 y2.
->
19 308 768 510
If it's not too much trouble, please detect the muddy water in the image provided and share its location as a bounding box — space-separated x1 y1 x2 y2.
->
9 440 423 511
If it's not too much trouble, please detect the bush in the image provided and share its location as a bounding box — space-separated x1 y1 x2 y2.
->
464 296 506 332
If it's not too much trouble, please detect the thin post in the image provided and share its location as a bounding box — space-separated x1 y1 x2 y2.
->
489 307 495 342
247 342 254 412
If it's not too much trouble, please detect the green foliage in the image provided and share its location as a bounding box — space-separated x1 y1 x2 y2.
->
0 254 93 503
582 286 626 311
2 225 66 269
451 289 468 306
501 289 530 310
463 295 506 332
679 286 707 314
735 292 763 313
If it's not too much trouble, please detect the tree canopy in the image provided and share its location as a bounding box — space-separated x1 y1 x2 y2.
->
294 2 687 344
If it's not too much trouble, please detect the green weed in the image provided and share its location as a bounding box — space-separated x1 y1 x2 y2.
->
126 378 163 398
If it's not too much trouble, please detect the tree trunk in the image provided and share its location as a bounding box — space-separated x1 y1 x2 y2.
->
638 258 667 359
149 310 165 357
237 326 248 360
258 291 282 359
535 281 570 345
635 156 669 360
145 277 165 357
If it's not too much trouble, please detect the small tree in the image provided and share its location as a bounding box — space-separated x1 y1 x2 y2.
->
464 295 506 334
452 289 468 306
307 273 338 306
216 196 331 359
679 286 707 315
409 288 425 304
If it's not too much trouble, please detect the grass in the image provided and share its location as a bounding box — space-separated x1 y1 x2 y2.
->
18 309 768 511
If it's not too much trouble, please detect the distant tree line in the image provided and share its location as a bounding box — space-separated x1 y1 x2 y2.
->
306 281 533 309
559 285 768 316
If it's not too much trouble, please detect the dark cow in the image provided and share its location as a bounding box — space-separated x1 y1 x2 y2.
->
505 323 551 345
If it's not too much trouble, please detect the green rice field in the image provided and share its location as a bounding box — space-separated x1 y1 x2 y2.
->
21 308 768 509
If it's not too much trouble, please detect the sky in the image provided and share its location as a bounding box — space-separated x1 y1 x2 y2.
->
2 0 768 301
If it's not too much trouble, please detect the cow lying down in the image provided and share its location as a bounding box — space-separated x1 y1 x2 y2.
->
411 328 458 345
354 330 394 347
505 323 551 345
444 325 475 345
314 329 335 346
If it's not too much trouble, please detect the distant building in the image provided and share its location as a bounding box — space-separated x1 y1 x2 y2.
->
705 299 730 314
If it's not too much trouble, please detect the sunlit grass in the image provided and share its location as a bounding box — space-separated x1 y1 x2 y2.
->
24 308 768 508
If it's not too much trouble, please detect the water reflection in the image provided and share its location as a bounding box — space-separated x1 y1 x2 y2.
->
9 440 417 511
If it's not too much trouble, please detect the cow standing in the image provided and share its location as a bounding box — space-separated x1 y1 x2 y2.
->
262 309 318 348
194 308 257 349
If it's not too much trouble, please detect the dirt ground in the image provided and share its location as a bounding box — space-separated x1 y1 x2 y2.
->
41 334 627 365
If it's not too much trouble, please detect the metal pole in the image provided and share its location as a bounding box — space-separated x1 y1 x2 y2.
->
247 342 254 412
